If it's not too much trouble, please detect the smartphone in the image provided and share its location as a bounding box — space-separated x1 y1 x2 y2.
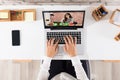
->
12 30 20 46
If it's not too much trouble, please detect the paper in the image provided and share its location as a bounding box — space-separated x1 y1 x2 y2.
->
24 12 34 21
0 12 8 19
113 11 120 25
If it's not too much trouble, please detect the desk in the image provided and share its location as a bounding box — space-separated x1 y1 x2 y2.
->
87 6 120 60
0 21 45 59
0 5 120 60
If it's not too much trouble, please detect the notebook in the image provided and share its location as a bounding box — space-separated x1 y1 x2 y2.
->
0 12 8 19
24 12 34 21
110 9 120 26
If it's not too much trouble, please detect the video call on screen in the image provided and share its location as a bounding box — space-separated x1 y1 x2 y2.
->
44 12 84 27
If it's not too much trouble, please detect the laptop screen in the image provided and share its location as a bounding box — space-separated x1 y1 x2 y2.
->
42 11 85 29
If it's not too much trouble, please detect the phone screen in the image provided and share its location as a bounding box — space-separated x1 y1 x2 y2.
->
12 30 20 46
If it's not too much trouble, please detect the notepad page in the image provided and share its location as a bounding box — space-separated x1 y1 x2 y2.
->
24 12 34 21
0 12 8 19
113 11 120 25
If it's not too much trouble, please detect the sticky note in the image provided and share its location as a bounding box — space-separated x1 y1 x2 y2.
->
24 12 34 21
0 12 8 19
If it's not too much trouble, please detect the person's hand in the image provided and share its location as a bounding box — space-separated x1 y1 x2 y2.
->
63 35 77 57
47 38 59 58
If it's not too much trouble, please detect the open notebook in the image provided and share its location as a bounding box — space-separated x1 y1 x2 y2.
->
110 9 120 26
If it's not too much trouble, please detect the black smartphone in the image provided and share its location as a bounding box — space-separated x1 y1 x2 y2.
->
12 30 20 46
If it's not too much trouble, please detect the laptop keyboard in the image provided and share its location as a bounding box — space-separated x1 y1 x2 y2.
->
47 32 81 44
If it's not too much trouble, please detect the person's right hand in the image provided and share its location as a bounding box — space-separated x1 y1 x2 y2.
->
63 35 77 57
47 38 59 58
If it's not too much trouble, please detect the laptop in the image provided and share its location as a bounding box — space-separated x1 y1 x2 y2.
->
42 10 86 56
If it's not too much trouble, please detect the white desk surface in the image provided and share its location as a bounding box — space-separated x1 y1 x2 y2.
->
0 5 120 60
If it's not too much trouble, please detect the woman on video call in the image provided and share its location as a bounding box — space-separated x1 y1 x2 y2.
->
62 13 74 23
37 35 89 80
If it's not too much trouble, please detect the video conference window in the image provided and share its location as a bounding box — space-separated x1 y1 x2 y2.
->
44 12 84 27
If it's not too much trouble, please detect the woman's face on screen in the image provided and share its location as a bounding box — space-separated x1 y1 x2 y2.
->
66 14 70 19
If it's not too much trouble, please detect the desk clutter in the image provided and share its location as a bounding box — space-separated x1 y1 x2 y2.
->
92 5 120 41
92 5 108 21
92 5 120 27
109 9 120 27
115 33 120 41
0 9 36 21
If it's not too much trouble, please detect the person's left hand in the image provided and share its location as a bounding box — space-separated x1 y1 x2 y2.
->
46 38 59 58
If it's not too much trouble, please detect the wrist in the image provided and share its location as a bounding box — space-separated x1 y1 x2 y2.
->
70 54 76 57
47 54 54 58
47 51 56 58
70 53 77 57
